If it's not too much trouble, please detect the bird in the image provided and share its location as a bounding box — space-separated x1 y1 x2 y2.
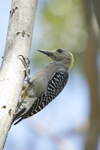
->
13 48 74 125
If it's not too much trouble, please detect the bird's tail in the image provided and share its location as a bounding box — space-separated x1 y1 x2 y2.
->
13 107 26 124
13 97 36 125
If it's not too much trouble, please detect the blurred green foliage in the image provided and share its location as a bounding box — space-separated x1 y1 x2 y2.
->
33 0 88 68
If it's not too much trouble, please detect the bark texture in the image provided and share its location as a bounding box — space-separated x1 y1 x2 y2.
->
0 0 38 149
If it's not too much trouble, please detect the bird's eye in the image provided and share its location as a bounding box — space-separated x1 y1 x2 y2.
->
56 49 63 53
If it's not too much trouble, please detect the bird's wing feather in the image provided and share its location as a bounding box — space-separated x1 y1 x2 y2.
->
47 69 69 100
13 97 37 124
30 70 69 114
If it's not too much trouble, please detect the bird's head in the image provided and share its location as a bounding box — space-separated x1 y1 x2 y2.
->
37 48 74 70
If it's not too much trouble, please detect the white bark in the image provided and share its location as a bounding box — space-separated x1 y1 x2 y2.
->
0 0 38 149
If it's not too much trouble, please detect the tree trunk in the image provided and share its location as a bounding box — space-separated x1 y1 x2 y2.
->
0 0 38 149
82 0 100 150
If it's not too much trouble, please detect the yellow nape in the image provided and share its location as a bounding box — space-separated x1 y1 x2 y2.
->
68 51 74 70
22 84 29 99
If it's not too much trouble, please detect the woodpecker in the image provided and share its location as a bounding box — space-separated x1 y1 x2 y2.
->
13 48 74 125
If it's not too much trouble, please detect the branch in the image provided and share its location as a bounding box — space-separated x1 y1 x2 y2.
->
0 0 38 149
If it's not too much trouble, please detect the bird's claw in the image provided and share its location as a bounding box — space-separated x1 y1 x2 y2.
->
18 55 30 68
18 55 31 81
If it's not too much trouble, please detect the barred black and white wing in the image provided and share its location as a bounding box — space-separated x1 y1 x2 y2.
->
47 70 69 101
30 70 69 115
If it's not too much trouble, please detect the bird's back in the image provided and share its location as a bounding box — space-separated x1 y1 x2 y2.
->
24 67 69 116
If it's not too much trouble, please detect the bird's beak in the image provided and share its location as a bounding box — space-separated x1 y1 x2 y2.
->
37 49 54 57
